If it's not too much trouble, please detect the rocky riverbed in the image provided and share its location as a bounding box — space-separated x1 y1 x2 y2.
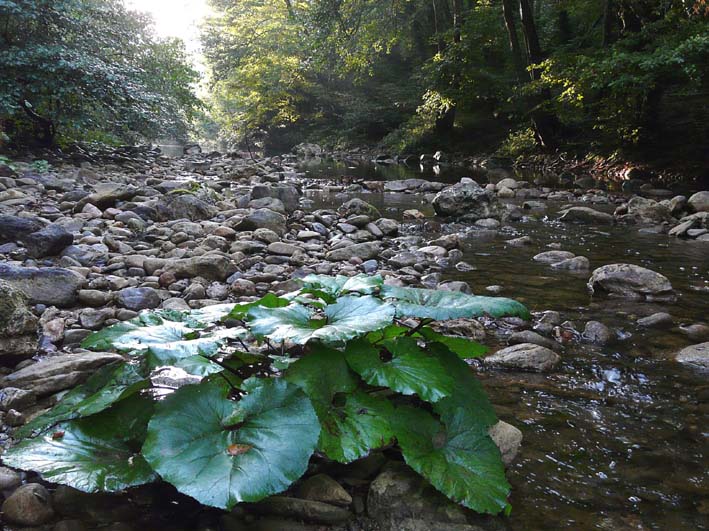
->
0 146 707 530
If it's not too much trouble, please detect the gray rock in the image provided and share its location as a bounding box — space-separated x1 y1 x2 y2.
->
432 180 502 220
688 191 709 213
2 352 124 396
297 474 352 507
252 184 300 212
163 255 236 281
24 225 74 258
78 289 112 307
508 330 561 352
250 496 351 524
238 208 287 235
533 250 575 264
326 241 381 262
0 466 22 490
76 182 138 210
675 342 709 369
678 324 709 342
61 243 109 266
582 321 612 345
339 198 381 219
619 196 672 224
1 483 55 526
559 207 614 225
551 256 590 271
117 287 161 311
587 263 675 301
0 214 45 242
485 343 561 372
637 312 673 329
268 242 299 256
368 462 470 527
0 386 36 411
157 193 218 221
0 280 37 339
488 420 523 465
0 264 84 307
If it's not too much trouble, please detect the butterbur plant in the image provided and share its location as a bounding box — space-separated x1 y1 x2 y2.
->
3 274 530 515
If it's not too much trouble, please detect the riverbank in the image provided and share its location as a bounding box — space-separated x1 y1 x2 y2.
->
0 146 707 530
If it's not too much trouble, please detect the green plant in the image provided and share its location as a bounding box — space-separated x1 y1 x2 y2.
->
0 155 15 170
3 274 530 515
30 159 51 174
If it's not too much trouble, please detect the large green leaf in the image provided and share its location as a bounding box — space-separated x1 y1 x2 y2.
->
285 344 358 402
392 404 510 515
316 390 395 463
381 286 531 320
81 319 192 352
285 345 393 462
345 337 454 403
427 343 498 427
3 394 156 493
247 296 395 345
300 274 383 298
142 378 320 509
14 362 149 439
419 327 488 359
226 293 290 320
81 313 246 367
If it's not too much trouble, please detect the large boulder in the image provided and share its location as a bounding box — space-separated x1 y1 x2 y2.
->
432 179 502 220
688 191 709 213
0 214 45 242
559 206 614 225
484 343 561 372
326 241 381 262
1 484 55 526
339 198 381 219
116 287 161 311
157 193 218 221
24 224 74 257
0 264 84 306
162 254 236 281
0 280 38 363
75 182 138 211
618 196 672 224
675 342 709 370
251 184 300 212
587 263 675 301
1 352 124 396
237 208 287 235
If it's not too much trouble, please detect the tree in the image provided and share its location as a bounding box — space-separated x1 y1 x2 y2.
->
0 0 201 146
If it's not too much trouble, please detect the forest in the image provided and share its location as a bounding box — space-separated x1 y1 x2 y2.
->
2 1 708 169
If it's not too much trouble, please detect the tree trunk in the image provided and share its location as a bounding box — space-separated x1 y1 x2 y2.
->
602 0 615 47
517 0 559 149
518 0 543 78
502 0 526 81
453 0 463 43
20 100 55 147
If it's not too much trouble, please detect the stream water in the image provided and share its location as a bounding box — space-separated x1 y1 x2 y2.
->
300 158 709 530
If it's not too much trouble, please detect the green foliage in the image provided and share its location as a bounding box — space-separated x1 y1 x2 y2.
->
30 159 51 174
0 0 201 146
201 0 708 164
4 275 531 514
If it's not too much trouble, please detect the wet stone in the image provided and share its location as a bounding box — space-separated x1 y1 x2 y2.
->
1 483 55 526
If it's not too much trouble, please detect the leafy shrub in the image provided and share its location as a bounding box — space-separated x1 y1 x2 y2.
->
31 159 52 174
497 128 538 159
3 275 530 514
